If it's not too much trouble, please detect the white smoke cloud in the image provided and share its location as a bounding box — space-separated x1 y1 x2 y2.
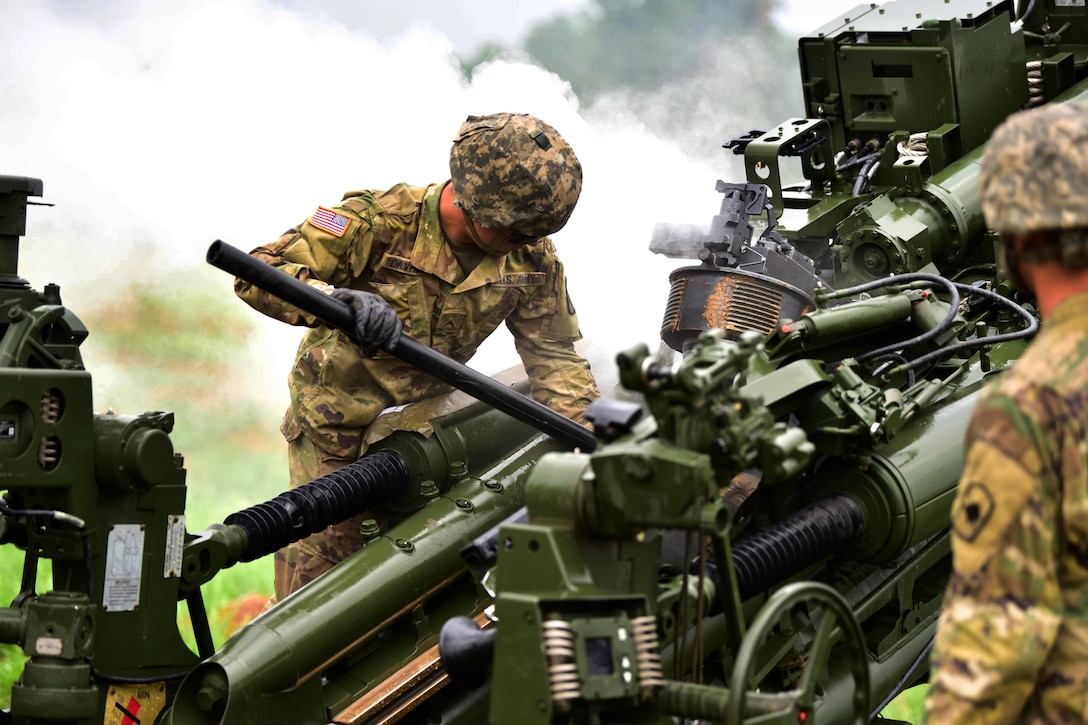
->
2 0 733 409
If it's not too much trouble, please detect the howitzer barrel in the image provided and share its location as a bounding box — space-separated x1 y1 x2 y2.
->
206 240 596 452
809 378 982 562
168 391 564 724
168 431 558 724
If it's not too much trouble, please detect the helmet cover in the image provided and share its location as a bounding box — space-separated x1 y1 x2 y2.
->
981 102 1088 236
449 112 582 237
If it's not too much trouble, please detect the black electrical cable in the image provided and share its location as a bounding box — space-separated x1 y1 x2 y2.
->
0 499 86 529
901 281 1038 371
852 156 880 195
823 273 961 364
0 498 95 600
821 273 1038 375
836 150 880 174
866 351 916 389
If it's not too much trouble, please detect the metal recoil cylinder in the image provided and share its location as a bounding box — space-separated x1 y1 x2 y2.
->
808 380 980 562
780 292 914 347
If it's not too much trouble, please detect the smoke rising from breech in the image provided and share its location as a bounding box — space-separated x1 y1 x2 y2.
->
2 0 739 409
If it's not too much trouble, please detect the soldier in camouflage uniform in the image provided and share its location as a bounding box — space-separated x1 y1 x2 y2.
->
924 102 1088 722
235 113 600 603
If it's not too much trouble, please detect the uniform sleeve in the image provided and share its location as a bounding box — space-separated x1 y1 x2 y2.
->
924 388 1064 723
234 201 374 326
505 254 600 423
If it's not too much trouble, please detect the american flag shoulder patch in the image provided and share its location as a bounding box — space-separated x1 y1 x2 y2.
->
308 207 351 237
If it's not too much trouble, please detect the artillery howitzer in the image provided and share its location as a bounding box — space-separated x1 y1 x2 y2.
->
3 0 1087 722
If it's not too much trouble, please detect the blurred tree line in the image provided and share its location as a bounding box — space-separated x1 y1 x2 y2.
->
463 0 803 158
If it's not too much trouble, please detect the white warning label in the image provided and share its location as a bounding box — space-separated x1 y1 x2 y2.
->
163 515 185 578
103 524 144 612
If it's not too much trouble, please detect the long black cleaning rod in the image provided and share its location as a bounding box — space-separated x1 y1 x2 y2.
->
206 240 597 452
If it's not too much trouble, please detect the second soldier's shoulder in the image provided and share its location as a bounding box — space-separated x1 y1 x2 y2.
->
975 331 1088 441
1015 307 1088 392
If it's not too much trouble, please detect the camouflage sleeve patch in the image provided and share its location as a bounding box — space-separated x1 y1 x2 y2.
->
235 202 372 325
950 437 1039 577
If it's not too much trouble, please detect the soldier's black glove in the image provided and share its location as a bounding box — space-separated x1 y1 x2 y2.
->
331 288 402 356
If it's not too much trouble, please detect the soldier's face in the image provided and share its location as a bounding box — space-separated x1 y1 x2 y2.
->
465 216 541 257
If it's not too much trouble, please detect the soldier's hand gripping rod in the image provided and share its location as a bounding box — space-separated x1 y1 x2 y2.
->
207 240 597 452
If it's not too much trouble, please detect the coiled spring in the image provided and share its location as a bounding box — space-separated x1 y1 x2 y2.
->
38 435 60 470
1027 60 1044 107
543 619 581 702
40 389 62 424
631 615 666 693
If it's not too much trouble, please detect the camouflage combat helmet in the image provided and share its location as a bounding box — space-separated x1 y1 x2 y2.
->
980 102 1088 268
449 112 582 238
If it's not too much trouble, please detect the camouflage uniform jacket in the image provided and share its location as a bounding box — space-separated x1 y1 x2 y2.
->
925 290 1088 723
235 181 599 459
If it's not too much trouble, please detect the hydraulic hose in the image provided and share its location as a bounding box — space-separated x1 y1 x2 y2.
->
731 494 863 600
224 449 410 561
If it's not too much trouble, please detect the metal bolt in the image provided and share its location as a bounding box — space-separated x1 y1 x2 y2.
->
360 519 380 540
